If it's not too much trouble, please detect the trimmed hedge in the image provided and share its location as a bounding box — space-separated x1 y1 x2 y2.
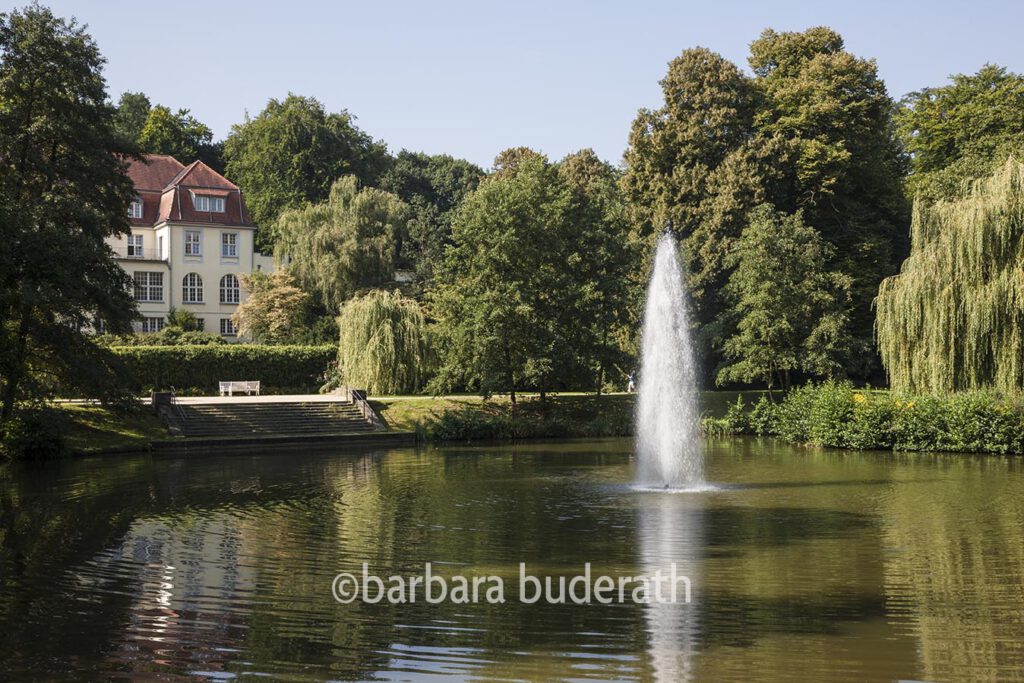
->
702 381 1024 455
111 345 336 394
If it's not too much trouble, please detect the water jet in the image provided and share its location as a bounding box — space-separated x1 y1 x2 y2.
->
635 233 704 488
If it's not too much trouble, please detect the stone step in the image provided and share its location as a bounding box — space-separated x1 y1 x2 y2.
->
165 400 379 438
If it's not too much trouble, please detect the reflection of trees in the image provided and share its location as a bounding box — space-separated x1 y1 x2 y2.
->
0 442 655 680
881 459 1024 682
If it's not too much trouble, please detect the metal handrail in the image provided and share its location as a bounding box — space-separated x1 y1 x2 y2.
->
113 247 166 260
343 386 385 430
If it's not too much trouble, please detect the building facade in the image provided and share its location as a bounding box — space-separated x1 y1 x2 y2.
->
107 155 274 338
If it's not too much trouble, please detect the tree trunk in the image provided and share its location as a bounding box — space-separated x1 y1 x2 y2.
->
0 306 31 425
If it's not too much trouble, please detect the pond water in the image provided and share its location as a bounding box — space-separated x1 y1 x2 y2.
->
1 437 1023 681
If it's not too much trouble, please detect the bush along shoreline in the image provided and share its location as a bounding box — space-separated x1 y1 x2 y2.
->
702 381 1024 455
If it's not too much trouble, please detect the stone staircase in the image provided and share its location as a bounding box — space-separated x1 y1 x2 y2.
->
164 400 378 439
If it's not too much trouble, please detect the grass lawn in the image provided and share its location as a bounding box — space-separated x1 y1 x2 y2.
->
371 390 769 435
55 403 170 453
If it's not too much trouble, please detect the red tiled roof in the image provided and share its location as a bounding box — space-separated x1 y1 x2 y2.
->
126 154 186 192
127 154 255 228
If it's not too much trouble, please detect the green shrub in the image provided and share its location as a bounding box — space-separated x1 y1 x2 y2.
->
724 381 1024 454
845 394 896 450
700 416 735 437
425 408 512 442
110 345 335 393
723 397 749 433
748 395 780 435
1 409 67 459
891 395 945 451
808 381 855 448
774 384 817 443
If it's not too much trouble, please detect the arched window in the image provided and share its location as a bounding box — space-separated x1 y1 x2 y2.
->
182 273 204 303
220 274 240 304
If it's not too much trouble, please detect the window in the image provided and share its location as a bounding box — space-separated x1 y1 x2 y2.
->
221 232 238 258
194 194 225 213
184 230 202 256
127 234 143 258
182 273 204 303
129 197 143 219
141 317 165 333
195 317 205 331
220 274 240 304
132 272 163 302
158 236 164 260
220 318 237 336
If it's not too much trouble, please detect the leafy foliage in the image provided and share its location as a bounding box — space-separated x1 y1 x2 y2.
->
112 92 223 170
718 204 852 388
233 269 312 343
429 149 631 399
110 345 335 394
876 158 1024 394
623 28 909 378
223 95 391 248
275 176 408 312
334 289 430 394
378 151 484 279
898 65 1024 200
703 381 1024 454
0 5 138 436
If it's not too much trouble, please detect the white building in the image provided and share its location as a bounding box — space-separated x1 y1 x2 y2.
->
106 154 274 338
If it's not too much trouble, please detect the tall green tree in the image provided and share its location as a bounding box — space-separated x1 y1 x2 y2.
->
622 47 770 369
137 104 222 170
275 176 407 312
719 205 852 389
112 90 150 143
0 5 137 430
112 93 223 170
557 149 635 391
233 269 312 343
224 95 391 248
876 159 1024 394
336 289 430 394
749 27 909 373
623 29 909 380
430 151 577 401
378 150 484 279
898 64 1024 200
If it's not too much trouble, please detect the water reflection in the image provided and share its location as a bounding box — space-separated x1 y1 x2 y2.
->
638 490 704 682
1 440 1024 681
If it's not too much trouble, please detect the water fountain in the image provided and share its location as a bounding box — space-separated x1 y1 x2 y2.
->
635 232 704 488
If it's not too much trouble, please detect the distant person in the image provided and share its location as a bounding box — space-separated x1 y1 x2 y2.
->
627 371 636 393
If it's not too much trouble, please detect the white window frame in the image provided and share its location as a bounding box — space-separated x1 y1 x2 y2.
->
184 230 202 257
194 194 225 213
129 197 143 219
220 318 237 337
182 273 204 304
132 271 163 302
127 234 143 258
219 274 240 304
141 316 165 333
221 232 239 258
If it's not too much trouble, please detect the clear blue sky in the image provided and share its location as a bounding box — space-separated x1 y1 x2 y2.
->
43 0 1024 169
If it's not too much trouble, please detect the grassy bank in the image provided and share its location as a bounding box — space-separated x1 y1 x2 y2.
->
371 390 766 442
8 404 172 456
7 389 763 457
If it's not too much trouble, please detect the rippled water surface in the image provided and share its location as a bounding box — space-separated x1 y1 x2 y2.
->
2 437 1024 681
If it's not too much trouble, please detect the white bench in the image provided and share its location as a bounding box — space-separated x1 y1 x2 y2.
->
219 380 260 397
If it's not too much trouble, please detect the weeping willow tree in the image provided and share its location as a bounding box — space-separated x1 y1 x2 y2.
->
876 158 1024 393
336 290 430 394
